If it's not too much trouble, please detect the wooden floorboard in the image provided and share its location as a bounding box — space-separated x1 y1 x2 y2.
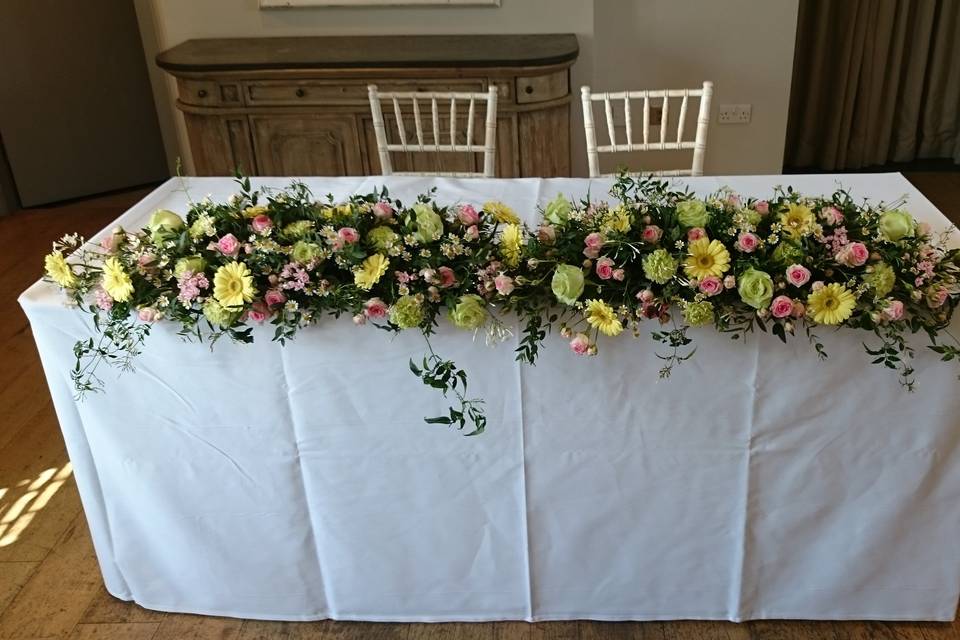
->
0 178 958 638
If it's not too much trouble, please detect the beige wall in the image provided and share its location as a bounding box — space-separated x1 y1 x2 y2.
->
137 0 797 177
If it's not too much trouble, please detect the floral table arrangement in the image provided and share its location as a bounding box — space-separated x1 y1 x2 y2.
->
44 175 960 435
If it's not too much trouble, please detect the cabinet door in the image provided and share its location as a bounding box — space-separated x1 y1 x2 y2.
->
184 114 256 176
251 115 363 176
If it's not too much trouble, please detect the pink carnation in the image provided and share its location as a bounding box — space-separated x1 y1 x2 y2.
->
251 214 273 234
217 233 240 257
457 204 480 226
785 264 811 287
363 297 388 319
736 232 759 253
372 201 394 219
338 227 360 244
264 289 287 307
699 276 723 296
754 200 769 215
883 300 904 321
687 227 707 242
494 274 515 295
595 257 615 280
437 266 456 288
641 225 662 243
770 295 794 319
569 333 591 356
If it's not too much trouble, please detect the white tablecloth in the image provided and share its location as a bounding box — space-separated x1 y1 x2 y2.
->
19 174 960 622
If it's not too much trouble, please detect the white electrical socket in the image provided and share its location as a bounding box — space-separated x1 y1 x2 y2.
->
718 104 752 124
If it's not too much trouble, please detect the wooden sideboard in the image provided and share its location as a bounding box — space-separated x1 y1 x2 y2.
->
156 35 579 178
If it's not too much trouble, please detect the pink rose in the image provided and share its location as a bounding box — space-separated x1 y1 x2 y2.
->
372 202 394 219
727 194 742 208
637 289 655 303
437 266 456 288
836 242 868 267
927 287 949 309
217 233 240 257
264 289 286 307
138 307 157 322
538 225 556 245
248 301 269 323
883 300 904 321
641 225 662 244
138 254 155 267
687 227 707 242
363 297 388 319
569 333 591 356
811 281 825 291
736 232 759 253
917 222 932 238
251 214 273 234
612 269 625 281
338 227 360 244
494 274 515 295
464 225 480 241
595 257 615 280
820 206 844 225
699 276 723 296
724 275 736 289
584 232 604 259
785 264 811 287
791 301 806 318
754 200 769 215
353 313 366 325
771 295 794 318
457 204 480 226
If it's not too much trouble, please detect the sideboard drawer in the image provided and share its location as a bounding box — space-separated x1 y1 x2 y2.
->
245 79 486 106
516 70 568 105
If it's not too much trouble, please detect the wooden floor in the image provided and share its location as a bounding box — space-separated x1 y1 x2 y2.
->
0 173 959 640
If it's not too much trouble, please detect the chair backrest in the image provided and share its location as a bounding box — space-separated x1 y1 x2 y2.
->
581 81 713 178
367 85 499 178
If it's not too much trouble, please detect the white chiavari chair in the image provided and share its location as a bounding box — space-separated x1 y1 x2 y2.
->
367 85 499 178
581 81 714 178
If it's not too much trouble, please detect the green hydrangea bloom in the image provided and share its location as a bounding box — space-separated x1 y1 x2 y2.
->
389 295 425 329
367 226 399 251
291 241 322 264
771 242 804 266
642 249 678 284
865 262 896 298
202 299 239 328
683 301 715 326
283 220 314 239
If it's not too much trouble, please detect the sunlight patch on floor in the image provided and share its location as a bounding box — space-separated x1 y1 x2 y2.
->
0 463 72 547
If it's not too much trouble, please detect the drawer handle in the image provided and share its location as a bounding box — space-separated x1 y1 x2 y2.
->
524 85 534 95
295 88 306 98
197 89 208 98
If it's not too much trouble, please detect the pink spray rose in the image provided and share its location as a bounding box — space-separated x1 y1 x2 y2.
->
372 201 394 219
836 241 868 267
791 301 806 318
927 286 949 309
724 275 736 289
251 214 273 234
138 307 157 322
699 276 723 297
437 266 456 288
883 300 904 321
494 274 515 295
569 333 591 356
770 295 794 319
641 225 662 244
464 225 480 241
538 225 556 245
820 206 844 225
217 233 240 257
736 232 759 253
264 289 287 307
727 194 742 208
785 264 811 287
754 200 769 215
595 256 615 280
338 227 360 244
247 301 269 323
457 204 480 226
363 297 388 319
353 314 366 325
687 227 707 242
637 289 655 303
583 232 604 259
612 269 625 281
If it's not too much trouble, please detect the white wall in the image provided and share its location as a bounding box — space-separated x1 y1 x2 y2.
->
137 0 797 177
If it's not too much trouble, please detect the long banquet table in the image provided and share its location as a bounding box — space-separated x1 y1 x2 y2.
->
19 174 960 622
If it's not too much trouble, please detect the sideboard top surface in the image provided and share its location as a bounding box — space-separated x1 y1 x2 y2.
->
157 34 579 73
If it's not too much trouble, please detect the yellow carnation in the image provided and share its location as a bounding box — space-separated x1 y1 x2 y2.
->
101 257 133 302
684 238 731 280
213 261 256 309
484 201 520 225
807 283 856 325
44 251 76 288
585 299 623 336
354 254 390 290
779 203 815 239
499 223 523 268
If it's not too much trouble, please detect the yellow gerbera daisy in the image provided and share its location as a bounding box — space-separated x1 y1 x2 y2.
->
585 299 623 336
779 203 815 239
484 201 521 225
354 253 390 290
213 261 256 309
499 223 523 268
44 251 76 288
684 238 731 280
807 283 856 325
101 257 133 302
